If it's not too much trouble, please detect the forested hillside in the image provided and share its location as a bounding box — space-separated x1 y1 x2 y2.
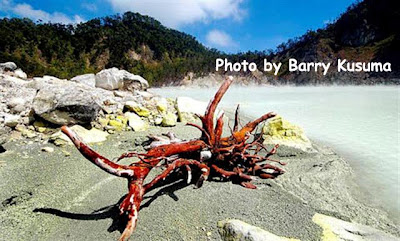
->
0 12 221 85
229 0 400 84
0 0 398 85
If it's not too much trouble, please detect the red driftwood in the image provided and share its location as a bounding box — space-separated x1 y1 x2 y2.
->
61 76 284 241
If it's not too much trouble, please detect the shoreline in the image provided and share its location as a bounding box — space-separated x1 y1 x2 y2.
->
152 84 400 227
0 122 398 240
310 136 400 223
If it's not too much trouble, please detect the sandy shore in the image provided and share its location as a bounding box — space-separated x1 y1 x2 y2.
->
0 122 399 241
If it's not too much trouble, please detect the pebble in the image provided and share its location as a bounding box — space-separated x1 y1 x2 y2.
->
41 147 54 153
62 150 71 156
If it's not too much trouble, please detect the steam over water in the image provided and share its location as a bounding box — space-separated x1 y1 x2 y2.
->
152 85 400 217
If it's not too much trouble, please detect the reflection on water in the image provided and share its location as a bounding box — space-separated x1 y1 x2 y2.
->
152 85 400 216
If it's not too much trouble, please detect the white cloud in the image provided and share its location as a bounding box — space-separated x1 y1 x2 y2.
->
1 1 84 24
106 0 246 28
206 29 236 48
0 0 12 11
81 3 98 12
12 3 84 24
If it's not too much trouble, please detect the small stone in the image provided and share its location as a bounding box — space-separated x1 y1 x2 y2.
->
34 121 47 132
41 147 54 153
33 121 46 127
61 150 71 156
36 127 46 133
25 131 37 138
108 119 124 131
20 117 30 125
9 131 22 140
4 114 20 127
154 115 163 125
14 68 27 79
53 139 67 146
15 125 37 138
161 112 177 127
116 115 128 125
125 112 147 132
125 101 150 117
206 232 212 236
98 118 109 127
155 98 168 112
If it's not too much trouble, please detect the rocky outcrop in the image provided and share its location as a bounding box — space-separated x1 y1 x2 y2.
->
262 116 314 152
0 62 217 149
95 67 149 91
0 63 157 143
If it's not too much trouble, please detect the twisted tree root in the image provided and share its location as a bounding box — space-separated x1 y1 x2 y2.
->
61 76 284 240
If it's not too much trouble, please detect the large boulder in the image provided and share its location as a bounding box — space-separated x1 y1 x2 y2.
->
125 112 147 131
70 73 96 88
218 219 300 241
262 116 314 152
32 83 101 125
13 69 27 79
175 97 209 123
50 125 109 146
0 74 36 116
0 62 17 72
3 113 20 127
95 68 149 91
161 112 177 127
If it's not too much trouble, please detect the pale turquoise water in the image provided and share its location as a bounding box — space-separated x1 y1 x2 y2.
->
152 85 400 217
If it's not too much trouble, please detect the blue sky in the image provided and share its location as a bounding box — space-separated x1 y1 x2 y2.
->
0 0 357 53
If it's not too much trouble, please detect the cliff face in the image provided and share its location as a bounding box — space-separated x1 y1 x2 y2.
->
269 0 400 85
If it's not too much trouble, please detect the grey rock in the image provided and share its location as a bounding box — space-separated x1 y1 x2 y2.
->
70 73 96 88
95 67 149 91
125 112 147 131
0 78 36 115
262 115 315 152
161 112 177 127
218 219 297 241
3 113 20 127
0 62 17 72
50 125 109 146
175 96 222 123
32 83 100 125
13 69 27 79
